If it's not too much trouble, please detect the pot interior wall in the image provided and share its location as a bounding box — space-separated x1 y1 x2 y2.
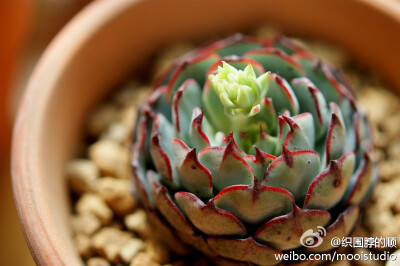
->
13 0 400 265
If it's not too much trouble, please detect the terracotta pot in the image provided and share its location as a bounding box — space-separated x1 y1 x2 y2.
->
11 0 400 265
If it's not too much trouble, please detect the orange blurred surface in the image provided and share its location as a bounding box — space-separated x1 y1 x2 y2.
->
0 0 87 264
0 2 36 264
0 1 32 153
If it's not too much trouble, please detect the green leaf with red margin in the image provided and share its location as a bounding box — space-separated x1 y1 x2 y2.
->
198 140 254 191
172 79 203 143
188 107 211 150
254 204 331 250
175 192 247 237
291 77 329 140
344 153 374 205
244 147 275 182
214 179 293 224
147 170 195 235
267 73 299 115
303 151 355 210
171 138 213 198
244 47 305 81
262 146 320 201
307 206 359 252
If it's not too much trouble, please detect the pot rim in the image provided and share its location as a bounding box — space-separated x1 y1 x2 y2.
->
11 0 400 265
11 0 146 264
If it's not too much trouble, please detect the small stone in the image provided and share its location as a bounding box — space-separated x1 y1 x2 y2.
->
386 250 400 266
145 238 170 264
66 159 99 194
380 160 400 181
74 234 92 259
110 221 125 231
88 139 130 179
125 209 150 238
71 213 101 236
76 193 113 225
113 83 150 107
100 122 129 144
152 43 194 80
96 177 137 216
366 207 400 239
87 104 120 137
130 252 160 266
387 139 400 159
371 125 390 149
351 224 369 238
91 227 132 264
120 105 138 136
381 114 400 142
87 257 111 266
308 42 349 67
119 238 145 263
103 244 120 263
370 148 384 164
358 87 400 124
393 196 400 213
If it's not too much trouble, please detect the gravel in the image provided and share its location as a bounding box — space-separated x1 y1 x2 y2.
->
67 25 400 265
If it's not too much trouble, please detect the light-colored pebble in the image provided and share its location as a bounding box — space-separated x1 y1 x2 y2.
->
358 87 400 123
379 160 400 182
365 207 400 238
66 159 99 194
145 238 170 264
371 125 390 149
386 249 400 266
91 227 132 264
130 252 160 266
76 193 113 225
124 209 150 238
381 114 400 141
71 213 101 236
308 42 350 67
387 139 400 159
120 105 138 136
113 83 150 107
100 122 129 144
88 139 130 179
74 234 92 259
87 257 111 266
351 224 369 238
152 43 194 80
119 238 145 263
87 104 120 137
96 177 137 216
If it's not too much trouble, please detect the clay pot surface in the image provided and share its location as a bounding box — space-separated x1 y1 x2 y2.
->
11 0 400 265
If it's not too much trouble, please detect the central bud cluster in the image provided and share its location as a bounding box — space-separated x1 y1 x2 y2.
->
209 62 270 117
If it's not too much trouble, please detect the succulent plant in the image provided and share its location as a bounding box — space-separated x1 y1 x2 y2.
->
131 34 378 265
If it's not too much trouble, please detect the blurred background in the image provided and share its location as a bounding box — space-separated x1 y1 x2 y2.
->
0 1 90 264
1 0 400 265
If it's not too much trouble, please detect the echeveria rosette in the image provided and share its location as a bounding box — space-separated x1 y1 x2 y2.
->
131 34 378 265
